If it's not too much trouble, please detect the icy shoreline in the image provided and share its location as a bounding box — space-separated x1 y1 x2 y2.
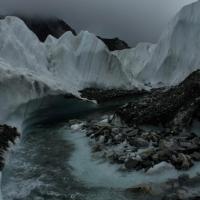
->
66 120 200 199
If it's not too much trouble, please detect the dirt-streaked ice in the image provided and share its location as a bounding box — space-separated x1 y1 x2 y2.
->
0 17 146 120
139 0 200 86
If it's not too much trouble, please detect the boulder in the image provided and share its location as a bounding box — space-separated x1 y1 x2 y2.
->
129 138 149 148
127 184 153 194
125 158 140 170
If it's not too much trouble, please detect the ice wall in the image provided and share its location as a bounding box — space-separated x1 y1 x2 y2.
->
138 0 200 86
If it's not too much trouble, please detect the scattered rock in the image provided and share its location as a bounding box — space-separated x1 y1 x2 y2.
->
127 184 153 194
176 153 193 170
191 152 200 161
129 138 149 148
125 158 140 170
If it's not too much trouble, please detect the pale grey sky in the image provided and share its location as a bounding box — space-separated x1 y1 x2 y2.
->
0 0 197 46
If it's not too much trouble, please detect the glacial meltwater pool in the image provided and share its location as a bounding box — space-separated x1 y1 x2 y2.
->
1 95 198 200
2 124 149 200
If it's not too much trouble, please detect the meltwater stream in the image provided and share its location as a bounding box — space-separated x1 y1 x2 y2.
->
1 95 144 200
1 95 192 200
4 124 152 200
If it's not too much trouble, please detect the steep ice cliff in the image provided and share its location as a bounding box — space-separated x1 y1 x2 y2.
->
45 31 144 90
0 15 130 51
0 16 144 120
138 0 200 86
113 43 156 81
2 0 200 120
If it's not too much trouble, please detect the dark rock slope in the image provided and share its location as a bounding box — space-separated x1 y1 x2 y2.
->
117 70 200 130
0 125 20 170
97 36 130 51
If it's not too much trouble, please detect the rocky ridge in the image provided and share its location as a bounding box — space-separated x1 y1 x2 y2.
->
0 124 20 170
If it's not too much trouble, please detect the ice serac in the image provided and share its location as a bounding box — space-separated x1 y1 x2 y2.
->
113 43 156 81
45 31 143 90
0 17 58 120
0 16 143 120
0 15 77 42
138 0 200 86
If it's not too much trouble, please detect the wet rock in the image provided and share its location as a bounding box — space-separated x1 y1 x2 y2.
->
129 138 149 148
174 153 193 170
159 139 177 151
124 129 139 137
156 149 171 161
191 152 200 161
140 148 155 160
0 124 20 170
112 127 120 134
176 188 189 200
141 160 153 170
192 137 200 146
94 126 112 137
179 141 199 152
127 184 153 194
125 158 140 170
98 135 105 144
92 144 103 152
143 132 161 143
178 174 190 186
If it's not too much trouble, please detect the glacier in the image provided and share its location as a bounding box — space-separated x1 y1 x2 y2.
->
112 43 156 80
138 0 200 86
0 16 147 121
1 0 200 118
1 1 200 199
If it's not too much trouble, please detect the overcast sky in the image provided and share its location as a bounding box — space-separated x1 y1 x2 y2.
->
0 0 197 46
